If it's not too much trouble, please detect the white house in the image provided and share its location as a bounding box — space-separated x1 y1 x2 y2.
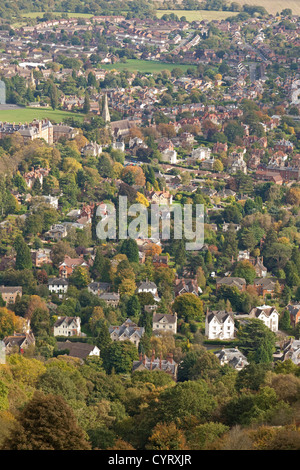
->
191 146 211 161
48 278 68 298
161 149 177 164
53 316 81 337
41 195 59 209
205 311 235 340
248 305 279 332
137 279 160 302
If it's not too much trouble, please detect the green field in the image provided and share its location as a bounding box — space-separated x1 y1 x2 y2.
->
156 9 239 21
22 12 94 18
0 107 84 124
233 0 300 15
100 59 196 74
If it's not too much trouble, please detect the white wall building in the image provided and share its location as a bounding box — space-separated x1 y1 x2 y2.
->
248 305 279 332
161 149 177 164
205 311 235 340
53 316 81 337
48 278 68 298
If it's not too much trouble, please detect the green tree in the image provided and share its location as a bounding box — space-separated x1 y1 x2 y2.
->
172 293 204 322
233 260 257 284
14 235 32 270
103 340 139 374
83 91 90 114
236 319 276 363
120 239 139 263
49 82 59 110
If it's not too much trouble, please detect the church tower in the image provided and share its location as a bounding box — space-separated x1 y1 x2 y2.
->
102 93 110 123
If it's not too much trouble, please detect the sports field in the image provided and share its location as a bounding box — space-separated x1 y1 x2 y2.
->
100 59 196 74
0 107 84 124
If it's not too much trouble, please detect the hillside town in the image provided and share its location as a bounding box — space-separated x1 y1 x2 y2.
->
0 0 300 453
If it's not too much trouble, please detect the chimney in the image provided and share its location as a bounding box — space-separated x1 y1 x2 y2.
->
167 353 173 364
151 349 155 362
139 351 143 361
159 351 162 370
143 354 146 366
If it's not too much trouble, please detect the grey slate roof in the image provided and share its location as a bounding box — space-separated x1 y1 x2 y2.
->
109 319 144 339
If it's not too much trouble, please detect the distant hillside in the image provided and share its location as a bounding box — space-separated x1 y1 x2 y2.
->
0 0 299 21
232 0 300 15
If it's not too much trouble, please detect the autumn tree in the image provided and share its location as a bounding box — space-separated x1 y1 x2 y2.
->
2 392 91 450
172 293 204 322
146 422 187 450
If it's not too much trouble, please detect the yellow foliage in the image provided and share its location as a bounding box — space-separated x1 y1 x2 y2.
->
136 192 149 207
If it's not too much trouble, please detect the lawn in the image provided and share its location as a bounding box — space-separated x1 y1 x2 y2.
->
100 59 196 74
155 9 239 21
0 107 84 124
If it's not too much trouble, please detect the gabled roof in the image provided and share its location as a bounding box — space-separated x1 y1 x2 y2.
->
56 341 98 359
109 319 144 339
206 311 234 324
287 304 300 317
54 316 80 328
153 313 177 324
249 305 279 318
48 278 69 286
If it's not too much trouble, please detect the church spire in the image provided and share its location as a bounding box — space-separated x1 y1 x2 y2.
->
102 93 110 123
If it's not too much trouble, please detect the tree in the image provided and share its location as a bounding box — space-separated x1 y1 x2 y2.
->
30 307 51 336
103 340 139 374
236 319 276 363
235 363 271 392
154 380 217 423
0 307 23 339
224 120 244 143
213 159 224 172
14 235 32 270
83 91 90 114
120 239 139 263
172 293 204 322
279 310 291 331
70 266 91 289
233 260 257 285
49 82 59 110
2 392 90 450
146 422 187 450
126 295 141 317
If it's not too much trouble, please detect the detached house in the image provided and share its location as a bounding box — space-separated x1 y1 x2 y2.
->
152 312 177 335
248 305 279 332
174 278 200 297
56 341 100 361
205 311 235 340
253 278 281 298
132 351 178 380
145 189 173 206
59 255 89 278
214 347 249 370
48 278 68 298
53 316 81 337
137 279 160 302
216 277 246 292
109 319 144 347
285 303 300 328
0 286 22 304
3 332 35 354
